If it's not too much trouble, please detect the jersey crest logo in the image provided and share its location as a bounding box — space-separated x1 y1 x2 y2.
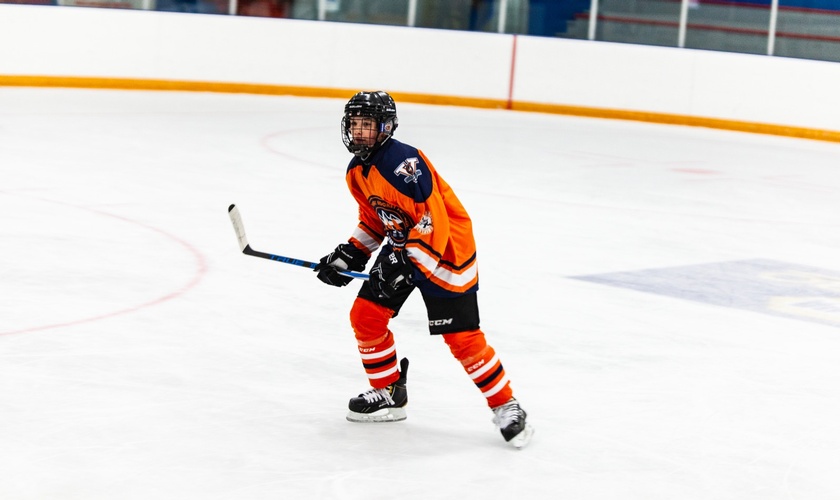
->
394 158 422 184
369 196 415 247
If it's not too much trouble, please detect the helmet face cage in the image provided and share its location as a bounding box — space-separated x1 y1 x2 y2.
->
341 91 398 158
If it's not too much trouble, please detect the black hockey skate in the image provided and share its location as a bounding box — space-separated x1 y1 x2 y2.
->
492 398 534 449
346 358 409 423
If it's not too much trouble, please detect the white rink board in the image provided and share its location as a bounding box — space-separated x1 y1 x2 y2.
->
3 4 840 132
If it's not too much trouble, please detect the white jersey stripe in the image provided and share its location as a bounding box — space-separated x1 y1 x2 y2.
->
352 227 381 254
407 246 478 288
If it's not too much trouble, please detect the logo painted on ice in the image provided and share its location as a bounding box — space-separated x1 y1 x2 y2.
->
394 157 422 183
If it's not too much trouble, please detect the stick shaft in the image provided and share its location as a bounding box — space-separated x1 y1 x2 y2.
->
228 204 369 280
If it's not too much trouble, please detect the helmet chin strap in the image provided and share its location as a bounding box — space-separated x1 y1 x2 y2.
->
353 131 392 161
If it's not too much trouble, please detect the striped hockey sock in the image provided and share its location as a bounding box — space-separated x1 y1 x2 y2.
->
465 345 512 408
358 330 399 388
444 330 513 408
350 298 400 388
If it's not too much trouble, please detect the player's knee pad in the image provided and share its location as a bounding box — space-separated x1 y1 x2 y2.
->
442 329 488 362
349 297 395 343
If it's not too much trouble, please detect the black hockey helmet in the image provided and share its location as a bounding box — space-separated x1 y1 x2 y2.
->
341 91 399 158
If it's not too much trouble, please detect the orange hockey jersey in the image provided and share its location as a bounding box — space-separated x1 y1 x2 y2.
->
345 139 479 297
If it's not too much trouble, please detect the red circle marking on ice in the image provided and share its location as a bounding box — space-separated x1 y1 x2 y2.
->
672 168 721 175
0 201 208 337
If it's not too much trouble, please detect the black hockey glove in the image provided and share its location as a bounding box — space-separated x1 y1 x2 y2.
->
369 247 413 299
315 243 369 287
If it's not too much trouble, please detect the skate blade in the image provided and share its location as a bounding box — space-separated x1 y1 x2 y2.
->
508 423 535 449
346 407 407 423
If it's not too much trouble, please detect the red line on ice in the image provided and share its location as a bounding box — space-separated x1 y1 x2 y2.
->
0 201 208 337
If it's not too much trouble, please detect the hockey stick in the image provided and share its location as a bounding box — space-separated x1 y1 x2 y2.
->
228 204 369 280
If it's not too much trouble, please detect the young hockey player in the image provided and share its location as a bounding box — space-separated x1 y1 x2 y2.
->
314 91 533 448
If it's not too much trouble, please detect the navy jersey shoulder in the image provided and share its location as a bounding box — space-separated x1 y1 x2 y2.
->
346 139 434 203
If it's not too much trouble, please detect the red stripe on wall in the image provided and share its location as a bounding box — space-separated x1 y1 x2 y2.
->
507 34 518 111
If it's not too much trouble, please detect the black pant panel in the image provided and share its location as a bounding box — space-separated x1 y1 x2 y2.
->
356 279 414 317
422 292 481 335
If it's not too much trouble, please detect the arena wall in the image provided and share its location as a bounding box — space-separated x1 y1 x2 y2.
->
2 4 839 141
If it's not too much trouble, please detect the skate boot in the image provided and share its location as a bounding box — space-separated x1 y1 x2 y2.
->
346 358 409 423
492 398 534 449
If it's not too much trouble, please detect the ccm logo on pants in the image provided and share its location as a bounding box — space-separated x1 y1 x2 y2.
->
429 318 454 326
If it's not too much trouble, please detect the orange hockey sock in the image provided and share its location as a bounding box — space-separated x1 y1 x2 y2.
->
350 297 400 388
443 329 513 408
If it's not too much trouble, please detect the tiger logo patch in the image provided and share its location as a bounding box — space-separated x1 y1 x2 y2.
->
369 196 415 247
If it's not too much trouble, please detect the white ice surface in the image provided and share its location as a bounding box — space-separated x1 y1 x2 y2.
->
2 88 840 499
